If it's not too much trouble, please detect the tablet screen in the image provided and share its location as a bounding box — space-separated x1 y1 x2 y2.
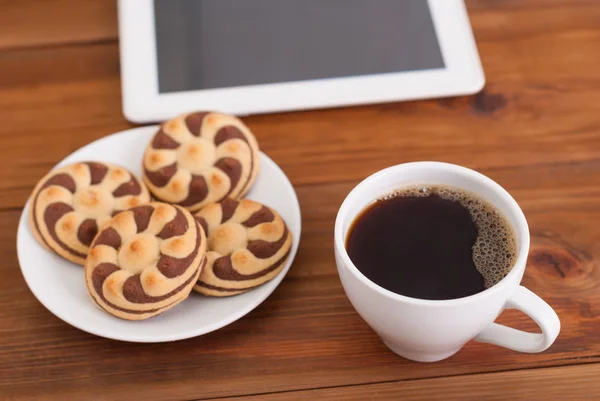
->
154 0 444 93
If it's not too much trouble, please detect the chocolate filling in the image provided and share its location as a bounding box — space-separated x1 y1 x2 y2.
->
196 281 258 293
219 198 239 223
184 112 209 136
157 207 188 239
144 163 177 187
212 248 291 281
91 262 198 315
242 206 275 228
214 126 248 146
43 202 86 258
152 129 180 149
91 263 120 292
194 216 209 237
122 272 189 304
214 158 242 198
93 227 121 249
213 125 255 197
156 220 201 278
247 226 289 259
85 162 108 185
132 205 154 232
77 218 98 247
179 175 209 207
89 293 166 316
113 176 142 197
32 173 77 248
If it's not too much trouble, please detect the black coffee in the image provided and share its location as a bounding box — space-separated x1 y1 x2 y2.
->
346 185 517 300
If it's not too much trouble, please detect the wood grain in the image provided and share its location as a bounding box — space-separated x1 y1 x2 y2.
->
2 0 600 400
3 17 600 208
199 363 600 401
3 159 600 399
1 0 596 52
0 0 117 50
0 0 598 203
0 0 595 52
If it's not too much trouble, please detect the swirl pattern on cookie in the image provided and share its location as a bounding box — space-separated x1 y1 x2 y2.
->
84 203 206 320
143 112 260 212
29 162 151 264
193 198 292 297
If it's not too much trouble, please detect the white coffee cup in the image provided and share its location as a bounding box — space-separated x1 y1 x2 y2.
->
334 162 560 362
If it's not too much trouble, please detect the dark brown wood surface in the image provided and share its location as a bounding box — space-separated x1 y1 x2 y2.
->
1 1 599 400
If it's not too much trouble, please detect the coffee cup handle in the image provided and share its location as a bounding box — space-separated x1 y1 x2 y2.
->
475 286 560 353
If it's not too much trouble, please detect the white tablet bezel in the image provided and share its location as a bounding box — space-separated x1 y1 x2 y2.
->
118 0 484 123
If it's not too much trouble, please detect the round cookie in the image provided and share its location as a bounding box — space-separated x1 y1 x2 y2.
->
143 111 260 212
193 198 292 297
84 202 207 320
29 162 151 265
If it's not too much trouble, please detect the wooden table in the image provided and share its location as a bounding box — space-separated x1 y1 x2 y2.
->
1 1 599 400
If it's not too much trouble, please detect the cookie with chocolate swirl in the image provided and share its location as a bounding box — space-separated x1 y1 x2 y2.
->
193 198 292 296
84 202 206 320
142 112 260 212
29 162 151 265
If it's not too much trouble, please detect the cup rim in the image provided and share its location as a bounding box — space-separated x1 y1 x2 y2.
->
334 161 530 306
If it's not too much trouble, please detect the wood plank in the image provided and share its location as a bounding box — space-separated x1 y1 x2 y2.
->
3 158 600 399
0 0 594 51
201 363 600 401
0 0 595 51
2 2 600 209
0 0 117 50
3 1 600 400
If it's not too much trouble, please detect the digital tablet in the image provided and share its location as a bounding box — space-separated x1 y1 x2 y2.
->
119 0 484 123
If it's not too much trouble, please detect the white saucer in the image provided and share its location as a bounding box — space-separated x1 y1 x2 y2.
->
16 126 301 343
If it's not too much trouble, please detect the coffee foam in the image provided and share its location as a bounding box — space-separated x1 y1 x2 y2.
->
382 185 517 288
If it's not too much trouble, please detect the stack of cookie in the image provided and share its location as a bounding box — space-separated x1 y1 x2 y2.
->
28 112 293 320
